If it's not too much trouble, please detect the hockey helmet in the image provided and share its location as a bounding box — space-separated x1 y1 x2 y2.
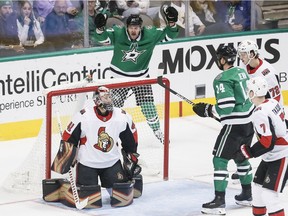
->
237 40 259 57
93 86 113 111
246 77 268 99
216 45 237 65
126 14 143 27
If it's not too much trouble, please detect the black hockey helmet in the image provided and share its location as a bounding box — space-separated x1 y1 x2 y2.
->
216 45 237 65
126 14 143 27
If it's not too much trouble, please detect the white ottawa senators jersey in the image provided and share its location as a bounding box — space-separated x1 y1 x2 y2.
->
244 58 283 106
62 106 138 169
252 99 288 162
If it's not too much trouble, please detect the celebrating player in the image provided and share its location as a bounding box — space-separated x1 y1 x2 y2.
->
236 76 288 216
92 8 179 143
193 45 255 215
51 86 142 207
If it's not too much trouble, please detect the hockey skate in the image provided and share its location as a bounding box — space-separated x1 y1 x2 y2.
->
201 195 226 215
235 188 252 206
153 129 164 144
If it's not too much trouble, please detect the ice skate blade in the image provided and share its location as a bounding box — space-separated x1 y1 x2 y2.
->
235 200 252 207
201 207 226 215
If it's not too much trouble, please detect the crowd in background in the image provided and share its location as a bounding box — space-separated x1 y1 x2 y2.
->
0 0 286 57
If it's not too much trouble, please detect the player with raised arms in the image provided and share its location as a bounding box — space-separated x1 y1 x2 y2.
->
92 7 179 143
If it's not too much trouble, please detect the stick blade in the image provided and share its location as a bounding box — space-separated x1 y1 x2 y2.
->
75 197 89 210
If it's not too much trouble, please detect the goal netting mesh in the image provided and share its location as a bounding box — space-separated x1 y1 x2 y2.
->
3 77 170 194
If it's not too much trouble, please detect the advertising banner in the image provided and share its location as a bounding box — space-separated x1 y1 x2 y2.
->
0 32 287 139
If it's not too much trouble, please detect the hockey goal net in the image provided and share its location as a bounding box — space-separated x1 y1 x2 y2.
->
3 77 170 194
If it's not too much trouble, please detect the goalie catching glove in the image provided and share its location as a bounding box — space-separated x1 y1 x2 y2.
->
94 13 108 29
122 149 141 180
163 6 178 23
193 102 214 118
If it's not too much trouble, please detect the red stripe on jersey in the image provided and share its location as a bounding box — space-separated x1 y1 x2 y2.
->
269 209 285 216
275 137 288 145
247 58 263 74
80 136 87 145
274 94 281 102
62 130 71 141
94 106 113 122
274 158 286 192
260 135 272 148
252 206 267 215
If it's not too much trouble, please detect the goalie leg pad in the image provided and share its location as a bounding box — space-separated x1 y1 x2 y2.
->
60 181 102 209
43 178 102 209
79 185 102 208
110 182 134 207
133 174 143 198
42 178 64 202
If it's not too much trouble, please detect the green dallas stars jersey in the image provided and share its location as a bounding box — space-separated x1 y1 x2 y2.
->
213 66 254 125
93 25 178 77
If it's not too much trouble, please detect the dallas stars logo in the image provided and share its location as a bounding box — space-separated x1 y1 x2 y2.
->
122 43 146 64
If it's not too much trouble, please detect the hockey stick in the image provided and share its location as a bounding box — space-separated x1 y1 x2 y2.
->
56 111 88 210
156 63 220 122
157 63 195 106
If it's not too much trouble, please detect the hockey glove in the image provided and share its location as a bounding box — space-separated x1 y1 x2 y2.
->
193 102 213 118
240 144 253 159
122 150 142 180
234 144 253 163
163 6 178 23
94 13 107 29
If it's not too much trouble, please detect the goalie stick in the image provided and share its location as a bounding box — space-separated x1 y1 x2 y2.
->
157 62 220 122
56 111 88 210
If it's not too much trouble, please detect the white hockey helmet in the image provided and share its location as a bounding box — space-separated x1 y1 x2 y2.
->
93 86 113 111
246 77 268 99
237 40 259 57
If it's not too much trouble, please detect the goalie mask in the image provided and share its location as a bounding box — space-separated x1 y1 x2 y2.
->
246 77 268 100
93 86 113 112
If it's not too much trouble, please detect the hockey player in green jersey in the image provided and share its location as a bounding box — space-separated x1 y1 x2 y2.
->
193 45 255 215
92 8 179 143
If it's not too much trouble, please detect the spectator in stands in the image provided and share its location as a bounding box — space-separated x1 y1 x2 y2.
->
44 0 82 51
190 0 233 35
96 0 124 19
33 0 79 25
159 0 205 37
74 0 100 47
33 0 54 25
215 0 251 32
0 0 24 56
115 0 160 21
17 0 45 48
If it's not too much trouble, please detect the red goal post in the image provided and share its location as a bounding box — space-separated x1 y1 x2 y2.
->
45 77 171 180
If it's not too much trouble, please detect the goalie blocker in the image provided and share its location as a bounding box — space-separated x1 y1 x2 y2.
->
42 175 143 208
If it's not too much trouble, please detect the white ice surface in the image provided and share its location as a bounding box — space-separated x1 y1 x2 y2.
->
1 114 288 216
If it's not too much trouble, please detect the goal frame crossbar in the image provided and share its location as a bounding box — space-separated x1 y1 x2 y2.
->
45 78 171 180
